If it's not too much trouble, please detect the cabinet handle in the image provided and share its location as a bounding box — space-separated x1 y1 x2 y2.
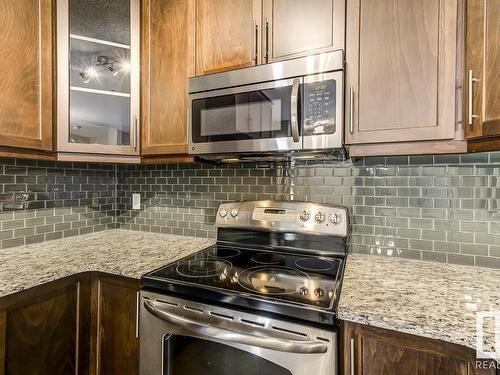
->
135 291 140 338
468 70 479 126
350 337 355 375
265 16 269 63
349 86 354 134
253 19 258 64
133 116 139 150
290 78 300 142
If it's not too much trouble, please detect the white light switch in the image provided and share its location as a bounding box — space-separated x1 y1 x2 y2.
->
132 193 141 210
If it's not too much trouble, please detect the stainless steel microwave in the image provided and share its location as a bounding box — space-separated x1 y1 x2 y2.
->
188 51 344 159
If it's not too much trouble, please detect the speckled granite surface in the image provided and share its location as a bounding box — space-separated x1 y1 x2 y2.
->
0 229 214 297
2 232 499 351
338 255 500 350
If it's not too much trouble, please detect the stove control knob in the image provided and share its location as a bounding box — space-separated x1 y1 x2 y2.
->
314 211 325 223
230 208 239 218
219 208 227 218
299 287 309 296
314 288 324 298
329 213 341 225
299 210 310 222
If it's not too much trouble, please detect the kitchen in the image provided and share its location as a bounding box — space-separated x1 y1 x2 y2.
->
0 0 499 374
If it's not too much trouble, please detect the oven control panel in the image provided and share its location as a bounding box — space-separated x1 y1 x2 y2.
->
216 200 349 237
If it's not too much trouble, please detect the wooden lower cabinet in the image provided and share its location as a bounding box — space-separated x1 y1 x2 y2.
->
0 272 140 375
341 321 497 375
0 273 91 375
90 273 140 375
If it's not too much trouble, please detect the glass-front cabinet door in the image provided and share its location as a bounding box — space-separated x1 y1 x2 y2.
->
57 0 140 156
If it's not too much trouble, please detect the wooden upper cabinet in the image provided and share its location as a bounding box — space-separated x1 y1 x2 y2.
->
342 321 495 375
141 0 195 156
345 0 458 145
195 0 261 75
262 0 344 63
466 0 500 148
0 0 53 151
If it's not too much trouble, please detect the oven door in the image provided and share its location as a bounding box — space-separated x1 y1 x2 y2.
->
189 78 303 155
139 291 337 375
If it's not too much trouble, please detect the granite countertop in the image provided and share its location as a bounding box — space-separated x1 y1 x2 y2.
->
338 255 500 351
1 231 498 351
0 229 215 298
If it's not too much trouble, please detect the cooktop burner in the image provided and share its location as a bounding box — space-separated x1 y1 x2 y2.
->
207 247 241 258
251 252 285 265
145 244 343 310
295 257 335 271
176 259 232 278
238 266 309 295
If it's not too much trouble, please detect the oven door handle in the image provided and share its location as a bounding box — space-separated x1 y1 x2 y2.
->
290 78 300 143
144 300 327 354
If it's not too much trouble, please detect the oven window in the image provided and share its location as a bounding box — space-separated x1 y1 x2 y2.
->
163 335 292 375
191 85 299 143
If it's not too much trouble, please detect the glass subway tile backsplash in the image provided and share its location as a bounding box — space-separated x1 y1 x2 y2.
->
116 151 500 269
0 158 117 248
0 152 499 268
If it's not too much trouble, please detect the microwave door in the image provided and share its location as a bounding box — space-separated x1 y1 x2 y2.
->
189 78 303 155
302 71 343 151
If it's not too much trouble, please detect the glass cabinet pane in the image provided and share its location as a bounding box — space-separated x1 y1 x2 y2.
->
69 0 130 45
67 0 132 147
70 39 130 93
70 91 130 145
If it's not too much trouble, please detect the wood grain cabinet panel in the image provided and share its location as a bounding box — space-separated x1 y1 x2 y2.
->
0 275 91 375
262 0 344 63
345 0 458 145
90 273 140 375
341 321 496 375
466 0 500 151
195 0 262 75
0 0 53 151
141 0 195 156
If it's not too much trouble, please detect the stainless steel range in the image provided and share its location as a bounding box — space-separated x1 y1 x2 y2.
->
139 200 349 375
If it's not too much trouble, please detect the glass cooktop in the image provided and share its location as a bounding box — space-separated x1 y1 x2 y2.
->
144 244 344 310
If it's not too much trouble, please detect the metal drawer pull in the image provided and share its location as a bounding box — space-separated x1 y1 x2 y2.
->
144 300 327 354
468 70 479 126
350 337 355 375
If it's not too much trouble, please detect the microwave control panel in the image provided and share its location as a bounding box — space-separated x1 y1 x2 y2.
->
303 79 336 136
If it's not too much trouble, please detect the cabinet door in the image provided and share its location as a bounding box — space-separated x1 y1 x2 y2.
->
342 322 495 375
56 0 140 156
466 0 500 142
262 0 344 63
345 0 458 145
0 276 91 375
0 0 53 151
141 0 194 156
195 0 262 75
91 274 140 375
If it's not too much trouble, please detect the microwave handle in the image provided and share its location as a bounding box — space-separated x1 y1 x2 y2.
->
144 300 327 354
290 78 300 142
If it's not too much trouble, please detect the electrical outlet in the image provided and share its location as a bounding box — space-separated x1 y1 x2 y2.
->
14 192 30 202
132 193 141 210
